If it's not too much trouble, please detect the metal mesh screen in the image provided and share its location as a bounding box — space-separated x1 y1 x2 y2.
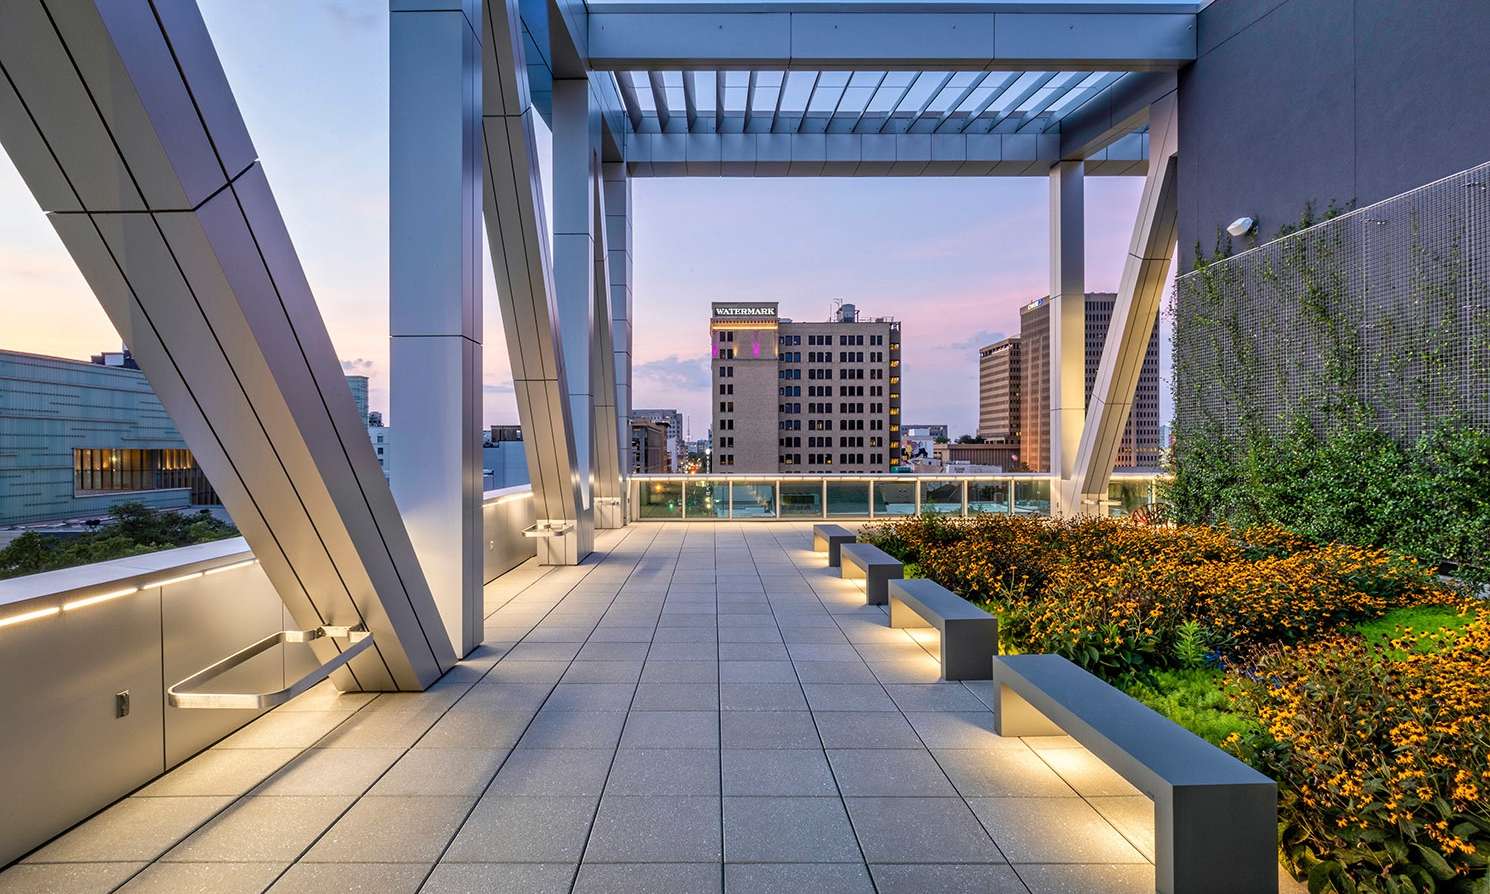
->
1174 161 1490 442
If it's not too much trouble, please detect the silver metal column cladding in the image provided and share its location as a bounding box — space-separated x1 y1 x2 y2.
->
603 162 635 487
591 154 626 529
0 0 455 688
481 0 590 563
1048 159 1085 515
389 0 484 655
1066 93 1179 512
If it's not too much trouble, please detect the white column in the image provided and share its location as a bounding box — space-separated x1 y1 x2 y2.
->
591 155 626 529
1066 94 1180 514
551 78 598 542
1049 160 1085 515
389 0 483 655
602 162 635 489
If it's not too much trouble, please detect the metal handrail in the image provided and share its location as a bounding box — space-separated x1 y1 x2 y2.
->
168 625 373 710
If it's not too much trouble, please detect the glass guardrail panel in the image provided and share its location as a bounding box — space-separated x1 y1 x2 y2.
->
1107 479 1153 517
1013 479 1052 515
825 481 870 517
873 480 916 516
637 480 684 519
731 482 777 518
684 480 729 518
920 480 962 514
967 480 1011 514
780 480 824 517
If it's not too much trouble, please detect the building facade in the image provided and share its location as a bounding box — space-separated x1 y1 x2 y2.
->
977 337 1021 441
345 375 369 426
710 302 901 474
0 349 216 526
631 409 683 472
629 418 669 473
1017 293 1161 471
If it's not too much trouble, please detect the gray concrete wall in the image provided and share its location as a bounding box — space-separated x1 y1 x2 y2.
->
1177 0 1490 270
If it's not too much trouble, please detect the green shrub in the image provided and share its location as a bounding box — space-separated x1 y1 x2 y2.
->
1117 669 1257 747
0 502 238 579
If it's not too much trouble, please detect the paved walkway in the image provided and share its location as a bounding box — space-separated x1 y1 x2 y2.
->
2 523 1156 894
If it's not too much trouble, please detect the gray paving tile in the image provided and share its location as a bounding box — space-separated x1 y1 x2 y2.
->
266 861 429 893
787 643 861 661
607 748 721 796
574 862 722 893
642 660 720 683
164 796 353 863
904 711 1021 750
520 710 628 749
543 683 637 712
1088 796 1155 861
802 684 896 712
117 861 285 893
719 661 798 683
487 748 615 797
585 796 722 862
812 712 922 749
885 684 990 712
525 625 595 642
1015 863 1155 894
588 626 657 643
620 710 721 749
720 683 809 711
632 682 720 710
421 862 574 894
724 863 873 894
792 660 877 684
965 798 1148 863
252 747 401 797
867 657 945 684
720 710 821 749
444 796 597 862
301 795 473 862
722 797 861 863
218 711 356 749
577 641 652 660
25 796 233 863
723 749 836 796
719 642 790 661
1037 746 1144 797
845 797 1002 864
653 627 718 643
417 708 533 750
870 863 1028 893
932 748 1080 798
827 749 957 796
561 661 643 683
0 863 147 894
483 660 574 685
369 748 507 797
504 642 583 661
137 748 299 797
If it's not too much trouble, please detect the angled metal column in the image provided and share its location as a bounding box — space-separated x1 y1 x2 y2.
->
0 0 455 688
389 0 484 655
1049 160 1085 515
591 154 626 529
1065 94 1179 513
481 0 590 563
602 162 635 486
551 77 598 539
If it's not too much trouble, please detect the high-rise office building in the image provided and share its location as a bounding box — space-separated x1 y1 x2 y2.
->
631 409 684 471
711 301 901 473
1016 293 1161 471
345 375 369 425
629 418 669 473
977 337 1022 441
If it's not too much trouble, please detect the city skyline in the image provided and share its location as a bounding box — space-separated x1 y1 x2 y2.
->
0 0 1167 442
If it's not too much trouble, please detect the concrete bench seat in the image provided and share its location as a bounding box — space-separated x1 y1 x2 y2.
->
811 523 857 567
993 654 1278 894
839 542 901 605
888 579 996 680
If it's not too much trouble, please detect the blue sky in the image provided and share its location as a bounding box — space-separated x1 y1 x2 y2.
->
0 0 1169 440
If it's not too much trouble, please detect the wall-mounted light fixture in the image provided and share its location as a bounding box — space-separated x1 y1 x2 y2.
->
1226 216 1256 237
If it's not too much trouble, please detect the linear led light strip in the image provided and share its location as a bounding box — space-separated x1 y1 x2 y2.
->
0 558 258 629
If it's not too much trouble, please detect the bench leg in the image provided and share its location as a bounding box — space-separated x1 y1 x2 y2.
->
888 594 918 628
1158 785 1278 894
828 541 842 568
991 684 1064 737
940 620 993 681
864 569 892 606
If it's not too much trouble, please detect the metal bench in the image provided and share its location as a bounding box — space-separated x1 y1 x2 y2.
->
888 579 996 680
838 542 902 605
811 523 857 567
992 654 1278 894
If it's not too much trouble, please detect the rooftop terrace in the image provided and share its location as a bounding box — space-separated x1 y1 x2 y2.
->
3 523 1170 894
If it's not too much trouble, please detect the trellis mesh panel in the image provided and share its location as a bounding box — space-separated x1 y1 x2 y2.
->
1174 161 1490 443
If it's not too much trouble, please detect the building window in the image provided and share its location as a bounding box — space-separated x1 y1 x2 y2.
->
73 448 213 503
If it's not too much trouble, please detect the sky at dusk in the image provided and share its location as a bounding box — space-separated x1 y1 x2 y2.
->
0 0 1170 441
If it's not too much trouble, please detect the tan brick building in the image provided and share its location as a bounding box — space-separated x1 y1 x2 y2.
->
711 302 901 473
977 336 1021 441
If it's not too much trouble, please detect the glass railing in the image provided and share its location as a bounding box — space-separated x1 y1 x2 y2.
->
628 473 1162 520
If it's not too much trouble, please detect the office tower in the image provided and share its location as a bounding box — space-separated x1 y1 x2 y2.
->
629 417 669 473
711 302 901 473
345 374 370 426
631 409 684 471
1017 293 1161 471
977 337 1022 441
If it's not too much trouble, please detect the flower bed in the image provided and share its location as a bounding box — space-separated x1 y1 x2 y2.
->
857 514 1485 893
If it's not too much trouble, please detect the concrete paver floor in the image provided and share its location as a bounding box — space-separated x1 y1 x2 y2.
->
3 523 1159 894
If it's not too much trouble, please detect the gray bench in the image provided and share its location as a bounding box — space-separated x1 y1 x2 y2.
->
838 542 901 605
811 523 857 567
993 654 1278 894
888 579 996 681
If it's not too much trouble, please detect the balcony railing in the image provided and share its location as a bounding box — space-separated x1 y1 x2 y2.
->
628 473 1162 520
